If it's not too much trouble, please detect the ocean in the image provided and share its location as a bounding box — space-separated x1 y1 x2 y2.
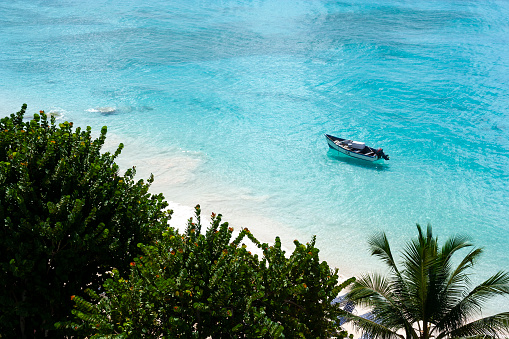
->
1 0 508 312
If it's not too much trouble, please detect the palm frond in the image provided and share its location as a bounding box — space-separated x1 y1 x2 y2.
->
337 309 405 339
399 225 445 323
346 273 416 334
368 232 399 273
446 247 483 289
442 247 484 312
440 233 473 269
347 273 393 308
436 271 509 335
442 312 509 339
465 271 509 306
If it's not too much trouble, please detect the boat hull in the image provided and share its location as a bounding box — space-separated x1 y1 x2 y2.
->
325 134 383 162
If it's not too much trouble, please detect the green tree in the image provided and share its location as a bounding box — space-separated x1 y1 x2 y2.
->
64 206 353 338
0 105 170 337
342 224 509 339
260 234 351 338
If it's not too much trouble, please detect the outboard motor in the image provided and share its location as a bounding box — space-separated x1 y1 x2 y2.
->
375 148 390 161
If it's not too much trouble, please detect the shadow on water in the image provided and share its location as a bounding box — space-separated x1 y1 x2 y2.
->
326 149 390 172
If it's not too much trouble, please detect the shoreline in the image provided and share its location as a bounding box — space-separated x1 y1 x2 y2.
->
165 199 351 281
103 130 356 281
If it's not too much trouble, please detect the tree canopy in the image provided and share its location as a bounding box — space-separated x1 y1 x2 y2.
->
342 224 509 339
63 206 354 338
0 105 170 337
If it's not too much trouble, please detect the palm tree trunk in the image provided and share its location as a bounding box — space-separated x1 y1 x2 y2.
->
422 320 429 339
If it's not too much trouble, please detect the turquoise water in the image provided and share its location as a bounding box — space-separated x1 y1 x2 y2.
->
1 0 508 310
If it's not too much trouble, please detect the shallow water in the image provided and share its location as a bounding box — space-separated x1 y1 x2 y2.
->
1 0 508 313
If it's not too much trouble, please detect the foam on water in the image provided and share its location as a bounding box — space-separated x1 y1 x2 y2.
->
1 0 508 313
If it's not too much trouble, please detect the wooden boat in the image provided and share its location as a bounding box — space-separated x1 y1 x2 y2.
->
325 134 389 162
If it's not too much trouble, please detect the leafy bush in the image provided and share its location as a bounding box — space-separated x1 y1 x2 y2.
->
64 206 354 338
0 105 170 337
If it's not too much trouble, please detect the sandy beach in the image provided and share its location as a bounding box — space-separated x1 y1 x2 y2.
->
104 132 371 280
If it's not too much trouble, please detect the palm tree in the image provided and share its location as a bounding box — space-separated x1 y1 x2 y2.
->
342 224 509 339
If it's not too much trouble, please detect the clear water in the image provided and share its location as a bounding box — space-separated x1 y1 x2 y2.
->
1 0 508 312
